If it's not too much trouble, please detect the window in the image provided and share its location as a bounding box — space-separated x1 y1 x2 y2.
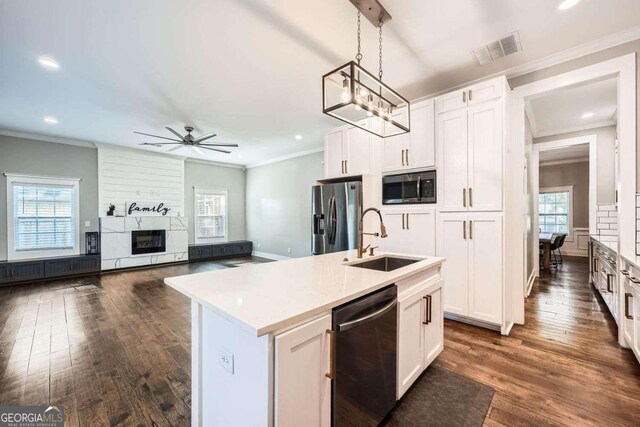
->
6 174 80 260
194 188 228 243
539 186 573 237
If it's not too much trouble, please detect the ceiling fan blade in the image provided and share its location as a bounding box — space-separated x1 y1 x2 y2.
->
140 142 182 145
165 127 185 140
167 145 184 152
134 131 182 142
139 142 162 147
199 146 231 154
192 146 205 156
193 133 216 143
199 143 239 147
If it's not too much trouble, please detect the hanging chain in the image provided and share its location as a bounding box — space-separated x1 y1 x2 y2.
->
378 19 383 81
356 10 363 64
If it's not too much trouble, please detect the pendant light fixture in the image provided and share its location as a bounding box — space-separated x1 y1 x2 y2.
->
322 0 410 138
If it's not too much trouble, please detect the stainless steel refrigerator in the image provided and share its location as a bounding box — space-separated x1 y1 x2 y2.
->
312 181 362 255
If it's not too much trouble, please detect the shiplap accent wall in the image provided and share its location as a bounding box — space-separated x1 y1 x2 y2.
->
97 146 185 217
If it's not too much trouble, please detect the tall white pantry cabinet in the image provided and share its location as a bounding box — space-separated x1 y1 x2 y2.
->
435 76 511 332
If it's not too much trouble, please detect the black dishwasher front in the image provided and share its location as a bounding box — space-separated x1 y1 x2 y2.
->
332 284 397 426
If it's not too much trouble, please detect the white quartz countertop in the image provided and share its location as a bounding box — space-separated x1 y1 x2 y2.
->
590 235 618 253
165 251 444 337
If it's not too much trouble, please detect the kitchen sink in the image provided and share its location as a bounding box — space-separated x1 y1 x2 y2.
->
347 256 420 272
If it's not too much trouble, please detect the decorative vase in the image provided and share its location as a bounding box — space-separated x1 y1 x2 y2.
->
107 211 114 216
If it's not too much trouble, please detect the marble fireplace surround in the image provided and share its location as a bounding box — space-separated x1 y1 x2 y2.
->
100 216 188 271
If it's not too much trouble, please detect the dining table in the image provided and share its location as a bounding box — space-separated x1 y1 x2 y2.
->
539 232 555 270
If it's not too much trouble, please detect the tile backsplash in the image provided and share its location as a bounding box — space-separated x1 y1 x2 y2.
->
596 204 618 243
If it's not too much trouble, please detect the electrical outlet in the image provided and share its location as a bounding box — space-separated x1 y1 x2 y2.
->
84 221 91 228
256 243 261 248
287 248 291 254
219 347 234 374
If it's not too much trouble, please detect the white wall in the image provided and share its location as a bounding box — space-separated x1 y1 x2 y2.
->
245 152 324 258
524 116 535 281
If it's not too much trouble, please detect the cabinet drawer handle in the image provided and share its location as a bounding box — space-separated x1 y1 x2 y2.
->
463 220 467 240
325 329 336 379
462 91 466 103
630 276 640 284
423 295 431 325
621 269 629 276
469 188 473 207
606 274 614 293
625 293 633 319
463 188 467 207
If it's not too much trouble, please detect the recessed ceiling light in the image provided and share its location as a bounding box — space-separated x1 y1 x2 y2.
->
295 135 302 140
43 116 58 125
558 0 581 10
580 112 594 119
38 56 60 70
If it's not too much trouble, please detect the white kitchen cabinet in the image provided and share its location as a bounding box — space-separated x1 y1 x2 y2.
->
467 214 503 324
382 100 435 172
435 77 504 114
275 314 331 427
397 281 443 398
437 212 503 326
324 122 371 178
632 285 640 360
438 108 468 211
437 99 503 213
381 209 435 256
623 277 634 348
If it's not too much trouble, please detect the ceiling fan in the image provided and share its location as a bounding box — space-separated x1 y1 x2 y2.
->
135 125 238 155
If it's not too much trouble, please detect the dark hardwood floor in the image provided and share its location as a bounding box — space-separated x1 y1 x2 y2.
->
435 256 640 427
1 255 639 426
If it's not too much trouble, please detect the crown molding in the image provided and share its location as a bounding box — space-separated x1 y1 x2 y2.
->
185 157 246 170
540 157 589 167
246 147 324 169
0 128 96 148
533 120 616 139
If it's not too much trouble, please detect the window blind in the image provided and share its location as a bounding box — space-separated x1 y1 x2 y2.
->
13 184 76 251
195 191 226 239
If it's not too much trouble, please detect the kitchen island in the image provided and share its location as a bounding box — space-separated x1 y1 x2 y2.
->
165 250 445 426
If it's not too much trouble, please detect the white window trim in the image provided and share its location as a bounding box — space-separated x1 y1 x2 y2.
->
539 185 574 241
193 187 228 244
5 173 81 261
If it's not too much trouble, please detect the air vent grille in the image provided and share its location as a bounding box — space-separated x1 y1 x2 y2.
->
473 31 522 65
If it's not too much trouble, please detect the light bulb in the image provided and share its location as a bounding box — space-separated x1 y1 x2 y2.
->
366 93 374 117
341 77 351 102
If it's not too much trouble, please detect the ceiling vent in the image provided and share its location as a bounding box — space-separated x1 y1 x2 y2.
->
472 31 522 65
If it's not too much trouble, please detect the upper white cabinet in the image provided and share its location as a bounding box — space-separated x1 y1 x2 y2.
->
275 314 331 427
324 120 371 178
397 280 443 398
437 212 503 325
382 99 435 172
435 78 504 114
437 77 504 212
381 208 436 256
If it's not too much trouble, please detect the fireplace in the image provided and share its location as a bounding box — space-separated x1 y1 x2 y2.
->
131 230 166 255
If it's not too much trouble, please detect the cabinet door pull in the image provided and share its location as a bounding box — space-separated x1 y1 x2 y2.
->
345 160 348 174
406 213 410 230
462 91 466 103
468 89 473 101
406 149 409 166
621 269 630 276
325 329 336 379
463 220 467 239
607 273 614 293
625 293 633 319
469 220 473 240
469 188 473 207
402 213 405 230
422 295 431 325
463 188 467 207
401 149 405 166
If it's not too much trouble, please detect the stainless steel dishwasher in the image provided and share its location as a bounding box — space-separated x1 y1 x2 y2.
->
331 284 397 426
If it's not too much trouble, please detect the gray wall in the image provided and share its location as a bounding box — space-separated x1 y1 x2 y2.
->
509 38 640 188
246 152 324 258
0 135 99 260
534 125 616 204
539 161 590 229
184 160 247 243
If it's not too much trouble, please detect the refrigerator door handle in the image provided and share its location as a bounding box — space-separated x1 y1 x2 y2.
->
328 196 337 245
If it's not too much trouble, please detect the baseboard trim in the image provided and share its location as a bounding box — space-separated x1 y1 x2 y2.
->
526 270 536 297
562 250 588 257
444 313 501 332
252 251 292 261
501 321 515 336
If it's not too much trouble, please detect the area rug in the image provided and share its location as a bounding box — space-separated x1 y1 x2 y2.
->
382 366 494 427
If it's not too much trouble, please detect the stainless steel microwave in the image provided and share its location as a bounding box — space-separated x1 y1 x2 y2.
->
382 170 436 205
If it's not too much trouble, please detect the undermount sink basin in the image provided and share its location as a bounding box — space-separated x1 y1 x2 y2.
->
347 256 420 272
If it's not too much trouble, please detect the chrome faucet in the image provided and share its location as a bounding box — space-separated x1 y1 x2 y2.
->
357 207 388 258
